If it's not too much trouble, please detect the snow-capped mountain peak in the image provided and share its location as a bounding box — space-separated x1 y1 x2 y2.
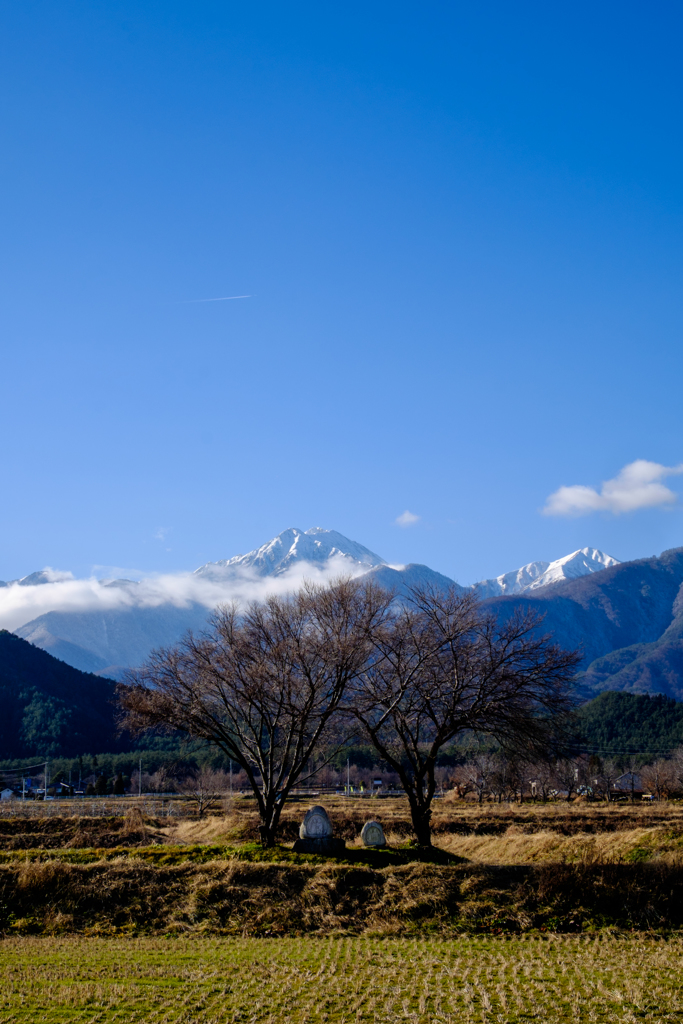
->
193 527 386 580
535 547 619 588
7 530 622 677
472 547 620 598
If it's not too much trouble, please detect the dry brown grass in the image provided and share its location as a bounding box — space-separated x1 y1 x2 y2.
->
2 798 683 935
437 824 683 864
162 795 683 857
5 796 683 865
3 854 683 935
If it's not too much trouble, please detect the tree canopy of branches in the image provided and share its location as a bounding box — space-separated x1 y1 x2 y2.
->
177 766 230 818
347 587 579 846
117 578 389 845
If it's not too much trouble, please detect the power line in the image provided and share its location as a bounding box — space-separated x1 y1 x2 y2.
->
0 761 49 775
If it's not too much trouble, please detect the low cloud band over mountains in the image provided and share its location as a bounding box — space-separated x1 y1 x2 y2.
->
0 528 623 679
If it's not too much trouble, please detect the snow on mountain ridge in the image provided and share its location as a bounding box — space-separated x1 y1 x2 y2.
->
193 527 386 580
6 530 620 675
472 547 620 598
193 530 618 600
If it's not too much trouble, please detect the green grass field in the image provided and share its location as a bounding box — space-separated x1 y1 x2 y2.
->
1 934 683 1023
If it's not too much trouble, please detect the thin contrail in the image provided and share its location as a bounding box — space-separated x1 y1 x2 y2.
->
184 294 253 303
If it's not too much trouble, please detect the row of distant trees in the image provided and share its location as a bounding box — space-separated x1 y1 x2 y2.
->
440 748 683 803
54 746 683 809
118 577 578 846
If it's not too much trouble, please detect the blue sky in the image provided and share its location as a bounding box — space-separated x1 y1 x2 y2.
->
2 1 683 585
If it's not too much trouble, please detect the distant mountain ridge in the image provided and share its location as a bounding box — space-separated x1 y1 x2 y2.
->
478 547 683 698
6 527 630 683
578 575 683 698
4 622 682 762
471 548 619 598
16 605 211 676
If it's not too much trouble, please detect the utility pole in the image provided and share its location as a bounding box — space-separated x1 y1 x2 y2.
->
347 757 350 797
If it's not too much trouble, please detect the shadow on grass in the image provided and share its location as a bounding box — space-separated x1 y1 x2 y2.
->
229 842 467 867
0 842 467 867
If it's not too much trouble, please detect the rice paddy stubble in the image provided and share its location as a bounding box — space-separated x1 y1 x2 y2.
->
1 934 683 1023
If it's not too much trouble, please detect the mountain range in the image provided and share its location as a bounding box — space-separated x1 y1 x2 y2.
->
6 529 616 675
193 527 385 579
5 527 683 698
470 548 619 598
479 547 683 699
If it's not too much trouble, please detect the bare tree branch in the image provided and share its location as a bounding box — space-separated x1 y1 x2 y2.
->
117 577 391 845
346 585 579 845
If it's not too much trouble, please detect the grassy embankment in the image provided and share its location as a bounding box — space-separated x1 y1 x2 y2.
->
4 797 683 935
2 934 683 1023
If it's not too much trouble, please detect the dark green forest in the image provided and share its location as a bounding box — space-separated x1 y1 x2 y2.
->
575 690 683 760
0 630 125 757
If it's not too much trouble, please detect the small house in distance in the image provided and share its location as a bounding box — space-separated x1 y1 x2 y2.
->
613 771 644 800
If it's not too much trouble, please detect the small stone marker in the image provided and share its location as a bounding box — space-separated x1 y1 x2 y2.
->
299 805 333 840
293 805 345 854
361 820 386 848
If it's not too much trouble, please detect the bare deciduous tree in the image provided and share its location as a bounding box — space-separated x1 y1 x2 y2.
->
348 586 579 846
669 747 683 795
641 758 674 801
596 758 621 802
459 750 500 803
528 757 556 802
552 758 580 801
118 578 389 846
177 766 230 817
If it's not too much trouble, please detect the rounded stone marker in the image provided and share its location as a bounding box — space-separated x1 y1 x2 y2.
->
299 805 333 840
361 820 386 847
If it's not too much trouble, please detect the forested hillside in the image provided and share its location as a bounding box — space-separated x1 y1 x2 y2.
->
576 691 683 759
0 630 122 757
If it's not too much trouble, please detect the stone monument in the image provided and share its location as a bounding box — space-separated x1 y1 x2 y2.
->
293 805 345 854
360 820 386 848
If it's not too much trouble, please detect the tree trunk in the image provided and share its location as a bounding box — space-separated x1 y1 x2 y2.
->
258 796 284 847
407 794 433 847
412 811 432 847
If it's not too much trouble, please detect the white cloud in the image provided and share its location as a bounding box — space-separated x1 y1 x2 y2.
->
543 459 683 517
395 510 420 527
0 555 366 633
